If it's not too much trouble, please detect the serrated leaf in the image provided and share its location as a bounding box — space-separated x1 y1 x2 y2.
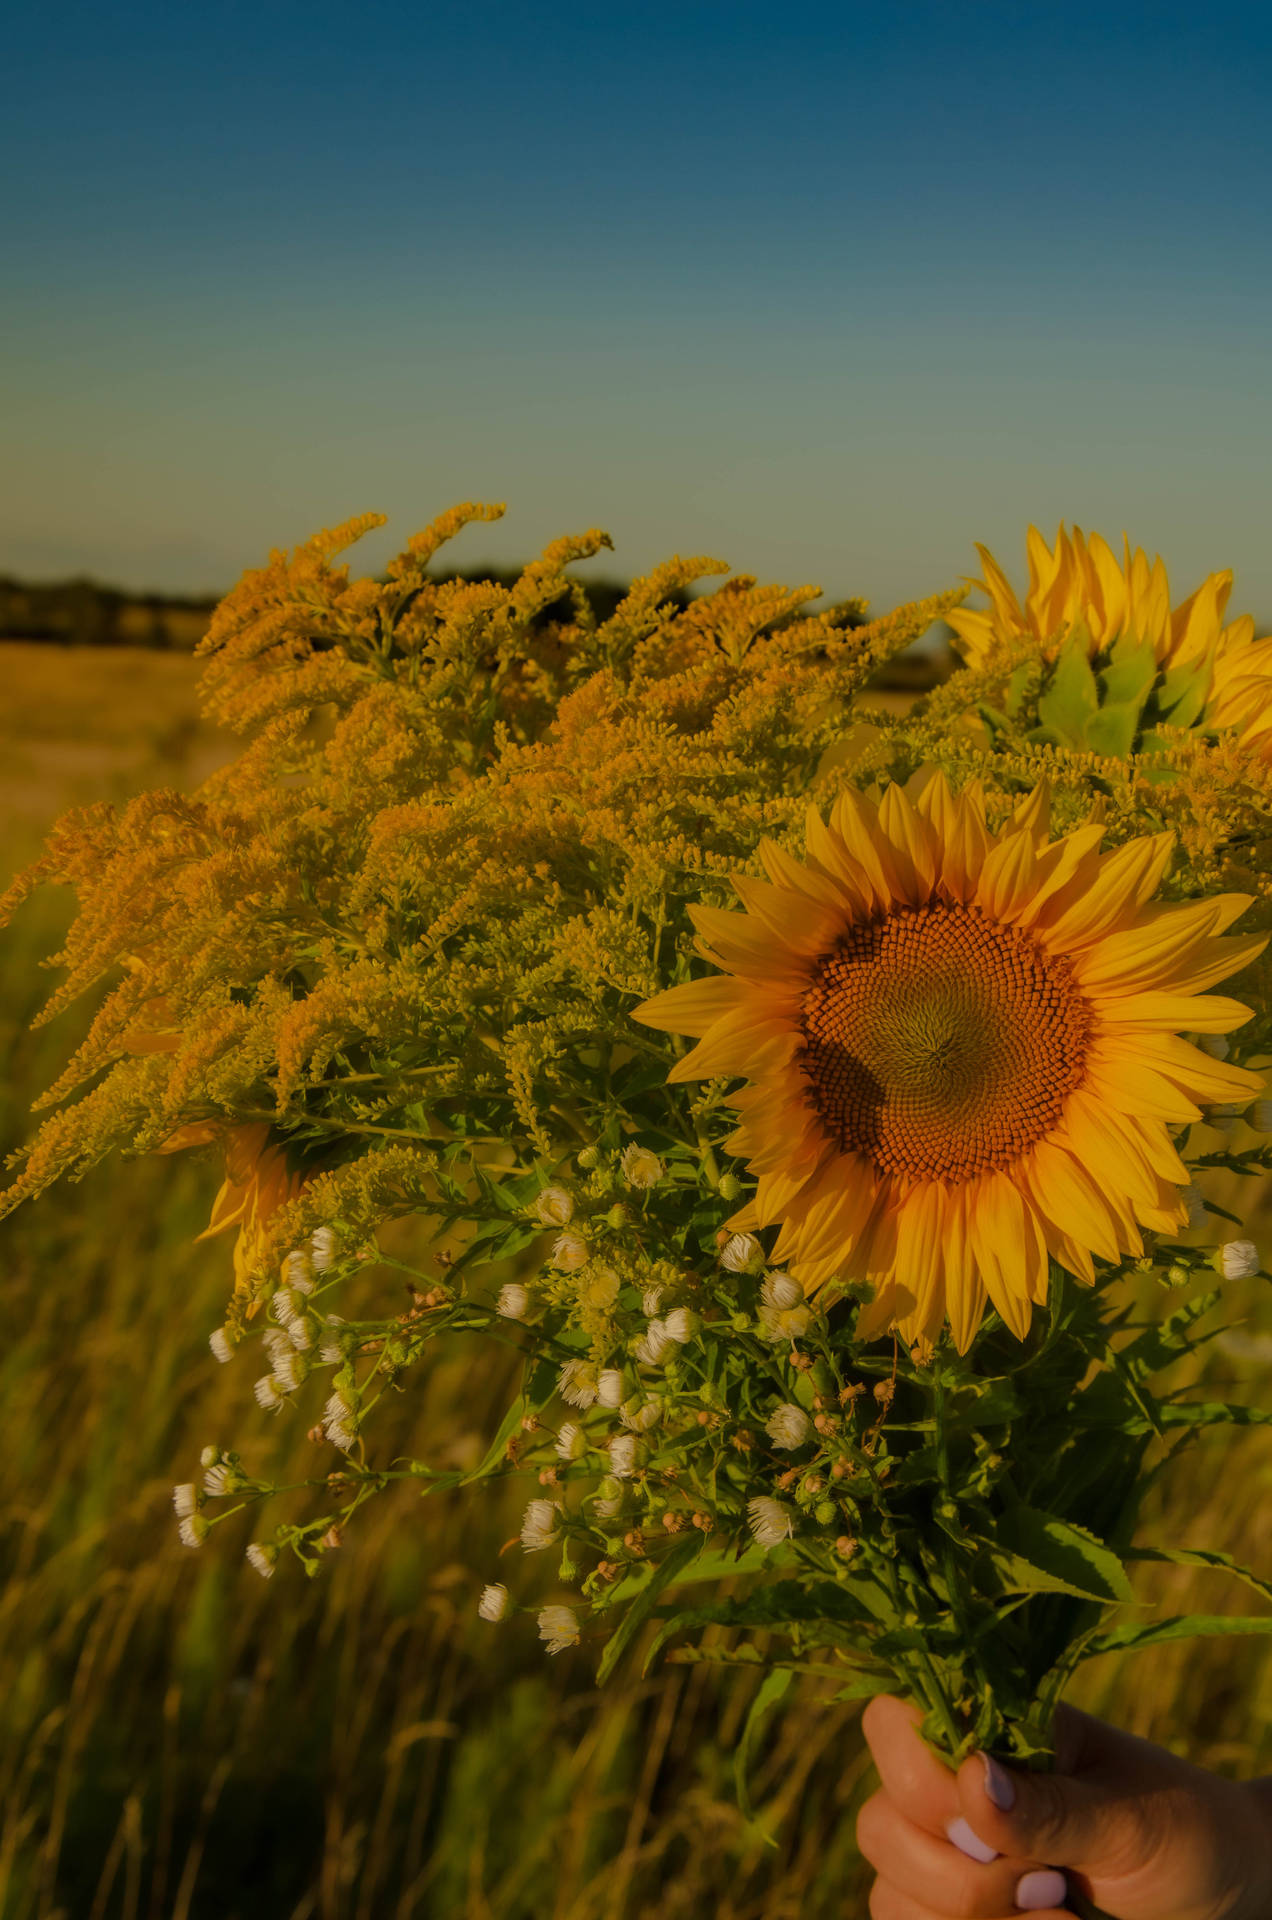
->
1081 1613 1272 1660
597 1536 702 1683
992 1505 1135 1602
734 1668 794 1822
1125 1546 1272 1608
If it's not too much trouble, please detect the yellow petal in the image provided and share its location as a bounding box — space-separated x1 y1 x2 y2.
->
632 973 757 1035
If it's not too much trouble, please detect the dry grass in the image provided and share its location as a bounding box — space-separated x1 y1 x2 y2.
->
0 645 1270 1918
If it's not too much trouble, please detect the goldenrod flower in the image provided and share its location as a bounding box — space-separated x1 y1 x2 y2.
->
948 523 1249 674
635 773 1265 1352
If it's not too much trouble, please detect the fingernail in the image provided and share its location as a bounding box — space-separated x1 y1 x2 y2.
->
945 1815 998 1864
1016 1868 1068 1910
980 1752 1017 1811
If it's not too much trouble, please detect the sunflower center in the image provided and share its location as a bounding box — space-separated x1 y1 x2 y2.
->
798 901 1091 1182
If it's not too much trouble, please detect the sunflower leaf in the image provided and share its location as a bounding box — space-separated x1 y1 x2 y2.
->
1037 639 1100 747
1097 635 1157 708
989 1505 1136 1603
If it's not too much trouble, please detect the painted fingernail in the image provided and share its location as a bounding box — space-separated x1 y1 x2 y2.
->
945 1815 998 1863
980 1752 1017 1811
1016 1868 1068 1910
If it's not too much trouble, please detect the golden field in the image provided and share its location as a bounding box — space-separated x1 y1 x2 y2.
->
1 641 1271 1919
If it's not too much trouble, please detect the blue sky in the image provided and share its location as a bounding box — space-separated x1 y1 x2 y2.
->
5 0 1272 624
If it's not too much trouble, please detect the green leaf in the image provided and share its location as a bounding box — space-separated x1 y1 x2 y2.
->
460 1358 557 1485
1038 639 1100 747
992 1506 1135 1603
1155 657 1213 728
597 1536 702 1683
1083 700 1145 759
1125 1547 1272 1608
1098 634 1157 707
1081 1614 1272 1660
734 1668 794 1822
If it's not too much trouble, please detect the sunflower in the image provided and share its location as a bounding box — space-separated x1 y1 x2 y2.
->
634 774 1265 1352
1208 633 1272 768
948 524 1253 677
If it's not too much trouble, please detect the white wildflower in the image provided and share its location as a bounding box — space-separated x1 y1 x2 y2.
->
1200 1033 1231 1060
760 1303 813 1342
203 1462 234 1496
318 1314 345 1365
766 1404 811 1449
288 1314 315 1352
550 1229 589 1272
1220 1240 1261 1281
537 1605 580 1654
534 1185 574 1227
747 1496 795 1549
253 1375 284 1413
635 1319 673 1366
172 1483 198 1519
322 1390 357 1448
720 1232 762 1273
263 1328 292 1364
273 1349 309 1393
272 1287 301 1326
520 1498 561 1550
597 1369 624 1409
1182 1186 1208 1230
620 1144 663 1189
478 1582 509 1622
246 1542 277 1579
555 1421 586 1461
283 1250 314 1292
178 1514 209 1549
641 1286 664 1317
557 1361 598 1409
620 1395 661 1432
497 1282 529 1320
310 1224 338 1272
609 1433 639 1479
1251 1098 1272 1134
761 1271 803 1310
1209 1103 1244 1131
209 1327 236 1364
585 1266 622 1310
663 1307 695 1344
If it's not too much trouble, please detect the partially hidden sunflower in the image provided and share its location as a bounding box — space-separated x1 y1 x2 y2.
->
123 983 307 1302
948 523 1272 764
947 523 1253 675
634 773 1266 1352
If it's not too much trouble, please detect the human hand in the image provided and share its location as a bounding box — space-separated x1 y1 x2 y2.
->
857 1694 1272 1919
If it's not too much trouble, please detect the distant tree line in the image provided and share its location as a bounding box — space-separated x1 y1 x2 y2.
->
0 569 951 688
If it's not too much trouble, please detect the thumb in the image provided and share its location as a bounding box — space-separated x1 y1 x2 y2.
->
954 1739 1133 1874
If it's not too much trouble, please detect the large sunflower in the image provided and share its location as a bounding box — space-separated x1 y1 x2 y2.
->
634 774 1265 1352
947 524 1253 676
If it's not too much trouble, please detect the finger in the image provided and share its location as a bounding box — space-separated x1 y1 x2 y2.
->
862 1696 968 1844
867 1872 1075 1920
858 1789 1065 1919
954 1744 1131 1874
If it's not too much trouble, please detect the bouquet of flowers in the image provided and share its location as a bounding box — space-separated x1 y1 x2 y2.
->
5 509 1272 1875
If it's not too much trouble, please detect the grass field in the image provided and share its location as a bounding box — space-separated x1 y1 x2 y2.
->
2 641 1272 1919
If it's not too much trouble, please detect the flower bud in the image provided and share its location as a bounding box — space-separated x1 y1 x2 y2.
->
717 1173 743 1201
747 1497 794 1548
761 1272 803 1311
609 1433 639 1479
576 1145 601 1170
597 1368 624 1408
